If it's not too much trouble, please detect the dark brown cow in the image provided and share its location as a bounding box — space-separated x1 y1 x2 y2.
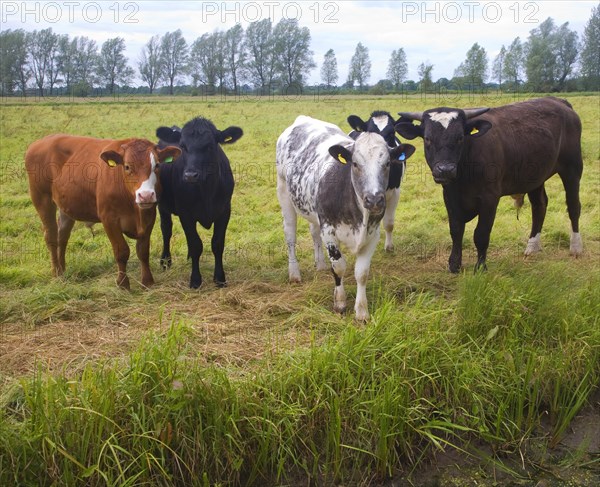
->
395 97 583 272
25 135 180 288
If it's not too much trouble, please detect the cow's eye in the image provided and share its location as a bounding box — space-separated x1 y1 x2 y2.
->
424 137 432 146
124 164 131 172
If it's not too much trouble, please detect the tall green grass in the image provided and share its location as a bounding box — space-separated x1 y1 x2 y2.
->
1 264 598 485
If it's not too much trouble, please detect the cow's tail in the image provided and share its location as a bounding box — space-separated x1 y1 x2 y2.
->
511 194 525 220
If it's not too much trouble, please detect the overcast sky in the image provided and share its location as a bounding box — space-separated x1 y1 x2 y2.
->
2 1 597 85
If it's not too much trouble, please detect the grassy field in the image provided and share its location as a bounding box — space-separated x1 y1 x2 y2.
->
0 92 599 485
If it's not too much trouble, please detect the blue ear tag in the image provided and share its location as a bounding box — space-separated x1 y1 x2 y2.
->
398 153 406 161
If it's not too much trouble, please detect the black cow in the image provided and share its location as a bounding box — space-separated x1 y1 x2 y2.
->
347 111 410 251
156 117 243 288
395 97 583 273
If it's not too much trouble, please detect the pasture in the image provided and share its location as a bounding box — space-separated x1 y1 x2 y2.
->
1 93 599 485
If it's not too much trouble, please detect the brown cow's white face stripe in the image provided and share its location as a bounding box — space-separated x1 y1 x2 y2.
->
135 152 158 206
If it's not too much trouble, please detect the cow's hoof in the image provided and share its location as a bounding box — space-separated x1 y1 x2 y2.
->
449 265 461 274
189 278 202 289
524 233 542 256
333 303 347 315
384 245 394 253
214 279 227 288
570 232 583 257
161 257 172 269
117 275 131 290
315 262 328 271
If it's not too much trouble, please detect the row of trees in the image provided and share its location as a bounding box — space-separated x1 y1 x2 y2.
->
1 6 598 97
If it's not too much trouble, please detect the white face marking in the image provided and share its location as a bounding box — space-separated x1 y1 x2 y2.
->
429 111 459 129
372 115 389 132
135 152 158 204
352 133 390 197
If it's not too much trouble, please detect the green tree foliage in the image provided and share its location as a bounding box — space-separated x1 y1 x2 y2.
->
189 33 220 91
503 37 525 89
387 48 408 90
96 37 134 94
525 17 579 92
348 42 371 90
273 19 315 90
138 35 163 94
244 19 277 93
454 42 488 89
224 24 245 93
492 45 506 88
0 29 29 95
160 30 188 95
418 61 434 92
320 48 338 88
28 28 58 96
580 4 600 90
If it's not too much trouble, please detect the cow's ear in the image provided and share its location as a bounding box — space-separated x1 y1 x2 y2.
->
218 126 243 144
465 119 492 138
156 126 181 144
100 140 125 167
395 121 423 140
328 145 352 165
347 115 367 133
390 143 416 163
157 146 181 164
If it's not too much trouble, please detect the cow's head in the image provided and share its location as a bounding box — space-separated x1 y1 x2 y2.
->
156 117 243 185
347 111 399 148
395 107 492 185
100 139 181 209
328 133 415 215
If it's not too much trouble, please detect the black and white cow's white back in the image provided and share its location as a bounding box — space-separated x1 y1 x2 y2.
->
347 111 414 251
276 115 413 321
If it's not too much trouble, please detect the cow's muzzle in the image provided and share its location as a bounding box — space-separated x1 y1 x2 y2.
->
183 171 200 183
136 190 157 208
363 192 385 214
432 163 457 184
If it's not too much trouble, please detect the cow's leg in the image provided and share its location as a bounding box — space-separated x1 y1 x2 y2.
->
57 209 76 273
211 205 230 287
322 229 347 315
136 234 154 288
524 184 547 255
180 217 203 289
277 177 301 282
159 206 173 269
383 187 400 252
309 222 327 271
354 230 380 321
558 164 583 256
443 188 465 273
102 223 130 289
473 200 499 272
31 193 60 276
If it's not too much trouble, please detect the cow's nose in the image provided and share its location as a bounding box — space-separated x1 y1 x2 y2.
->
183 170 200 183
364 192 385 212
432 163 457 182
137 190 156 204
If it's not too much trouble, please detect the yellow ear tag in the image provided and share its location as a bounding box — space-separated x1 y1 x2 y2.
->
224 136 233 142
338 154 347 164
107 159 117 167
470 127 480 135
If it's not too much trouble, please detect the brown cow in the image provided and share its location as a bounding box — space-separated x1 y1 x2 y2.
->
25 135 181 288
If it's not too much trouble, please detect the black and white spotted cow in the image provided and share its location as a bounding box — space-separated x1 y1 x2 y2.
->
276 115 415 321
347 111 411 251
